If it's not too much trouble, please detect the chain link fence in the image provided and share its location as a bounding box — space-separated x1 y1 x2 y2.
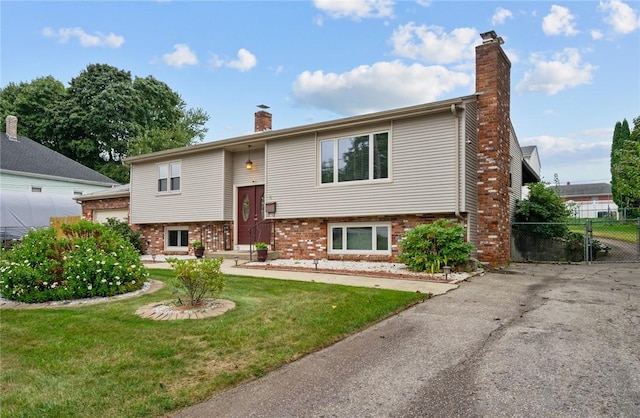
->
511 218 640 263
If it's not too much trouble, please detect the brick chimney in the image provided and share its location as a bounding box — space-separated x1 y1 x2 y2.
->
255 105 272 132
475 31 511 267
6 115 18 140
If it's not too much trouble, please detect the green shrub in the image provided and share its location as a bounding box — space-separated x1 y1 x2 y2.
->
398 219 475 273
167 257 225 307
0 221 147 303
104 217 144 254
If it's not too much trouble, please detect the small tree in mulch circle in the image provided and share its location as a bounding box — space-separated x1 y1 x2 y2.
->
166 257 225 307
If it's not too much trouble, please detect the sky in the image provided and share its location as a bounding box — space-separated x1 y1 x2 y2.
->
1 0 639 185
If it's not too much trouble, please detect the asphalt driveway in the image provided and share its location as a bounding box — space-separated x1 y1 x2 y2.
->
174 263 640 418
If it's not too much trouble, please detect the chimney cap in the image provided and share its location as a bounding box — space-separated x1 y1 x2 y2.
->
480 30 504 45
257 104 270 110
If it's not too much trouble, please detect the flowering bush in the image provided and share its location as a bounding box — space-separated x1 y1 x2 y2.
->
0 221 147 303
167 257 225 307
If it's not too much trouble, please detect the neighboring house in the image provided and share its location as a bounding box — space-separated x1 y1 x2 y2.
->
0 116 119 238
521 145 541 180
120 31 535 267
556 182 618 219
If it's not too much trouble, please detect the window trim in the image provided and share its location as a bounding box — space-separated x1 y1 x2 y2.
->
164 226 189 251
319 131 390 186
327 222 391 255
157 160 182 194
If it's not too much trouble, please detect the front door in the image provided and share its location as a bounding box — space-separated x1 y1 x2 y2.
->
237 185 264 246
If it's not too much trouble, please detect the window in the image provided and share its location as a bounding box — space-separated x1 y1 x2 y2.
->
158 162 181 192
329 223 390 254
31 186 42 193
73 190 83 196
320 132 388 184
165 227 189 250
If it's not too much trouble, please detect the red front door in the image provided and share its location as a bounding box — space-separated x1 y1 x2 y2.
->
237 185 264 246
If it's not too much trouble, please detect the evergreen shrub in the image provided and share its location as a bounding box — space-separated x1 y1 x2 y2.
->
398 219 475 273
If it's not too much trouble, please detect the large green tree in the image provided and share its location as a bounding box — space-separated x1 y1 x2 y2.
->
610 116 640 213
0 64 208 183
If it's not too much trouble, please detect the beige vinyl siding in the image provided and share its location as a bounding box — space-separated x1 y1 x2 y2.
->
223 150 234 220
266 112 459 218
509 128 524 220
462 100 478 247
130 151 225 224
232 147 265 186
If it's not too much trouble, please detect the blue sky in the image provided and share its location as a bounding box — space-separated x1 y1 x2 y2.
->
2 0 639 185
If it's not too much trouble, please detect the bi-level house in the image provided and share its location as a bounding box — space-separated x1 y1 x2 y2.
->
123 31 538 267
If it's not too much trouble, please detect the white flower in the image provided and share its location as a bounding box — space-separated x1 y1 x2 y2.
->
101 279 106 283
88 285 92 290
116 281 121 286
131 280 136 284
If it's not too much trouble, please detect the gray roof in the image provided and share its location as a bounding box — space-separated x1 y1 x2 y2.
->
556 183 612 197
521 145 536 157
74 183 130 201
0 133 119 185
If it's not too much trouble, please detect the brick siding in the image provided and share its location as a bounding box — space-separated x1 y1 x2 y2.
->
136 221 233 256
274 214 468 262
80 196 130 222
475 39 512 266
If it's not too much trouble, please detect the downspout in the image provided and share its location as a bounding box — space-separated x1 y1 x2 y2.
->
451 104 461 219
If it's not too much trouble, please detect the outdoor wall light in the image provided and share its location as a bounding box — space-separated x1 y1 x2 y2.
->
313 258 319 271
245 145 253 170
443 265 451 280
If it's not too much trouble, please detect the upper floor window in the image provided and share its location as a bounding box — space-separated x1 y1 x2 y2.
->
320 132 389 184
31 186 42 193
158 162 181 192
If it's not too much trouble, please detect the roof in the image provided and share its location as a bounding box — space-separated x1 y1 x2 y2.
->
74 184 130 202
555 183 612 198
0 133 119 186
521 145 537 157
124 95 479 164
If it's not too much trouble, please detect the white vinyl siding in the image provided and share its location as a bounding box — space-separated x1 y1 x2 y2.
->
266 112 459 218
130 151 226 224
0 172 114 195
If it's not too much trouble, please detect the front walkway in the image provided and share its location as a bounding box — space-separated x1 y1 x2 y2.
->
143 258 460 296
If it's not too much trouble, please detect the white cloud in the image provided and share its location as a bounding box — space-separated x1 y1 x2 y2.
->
491 7 513 26
313 0 394 20
292 60 472 115
542 5 579 36
516 48 596 95
416 0 431 7
599 0 640 34
591 29 604 39
162 44 198 68
390 24 478 65
209 49 257 72
227 48 257 72
42 27 124 48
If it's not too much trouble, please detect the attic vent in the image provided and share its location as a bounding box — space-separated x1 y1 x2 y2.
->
6 115 18 141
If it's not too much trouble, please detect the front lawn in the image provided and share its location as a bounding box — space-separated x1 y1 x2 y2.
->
0 269 427 418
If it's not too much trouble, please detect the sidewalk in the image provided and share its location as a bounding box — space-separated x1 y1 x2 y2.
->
143 259 459 296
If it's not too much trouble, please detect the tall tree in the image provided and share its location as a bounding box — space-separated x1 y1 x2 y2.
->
0 77 67 147
1 64 208 184
611 117 639 213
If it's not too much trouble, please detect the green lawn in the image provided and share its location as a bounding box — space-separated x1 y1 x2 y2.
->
566 220 638 243
0 269 427 418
